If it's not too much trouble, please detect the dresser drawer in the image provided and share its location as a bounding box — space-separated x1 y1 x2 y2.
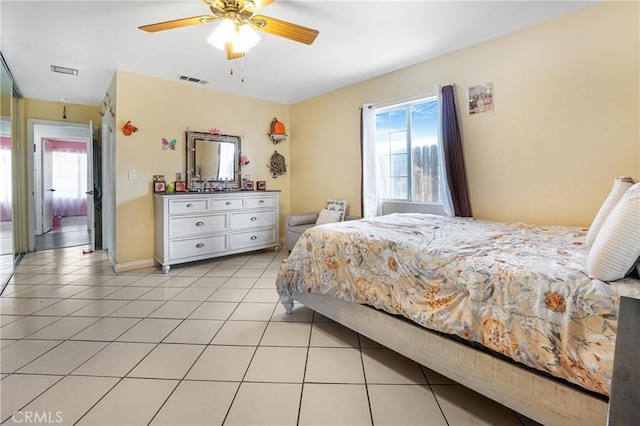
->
211 197 244 211
169 235 227 260
246 196 277 209
169 214 227 238
231 228 276 250
168 198 209 214
230 210 276 230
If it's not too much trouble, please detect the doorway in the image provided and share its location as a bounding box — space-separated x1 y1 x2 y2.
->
28 120 97 252
36 138 90 250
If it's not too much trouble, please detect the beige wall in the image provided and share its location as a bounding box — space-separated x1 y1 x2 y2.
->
24 99 101 130
113 71 290 266
290 1 639 227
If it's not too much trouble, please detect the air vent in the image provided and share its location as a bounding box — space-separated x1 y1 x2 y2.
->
51 65 78 76
177 75 208 85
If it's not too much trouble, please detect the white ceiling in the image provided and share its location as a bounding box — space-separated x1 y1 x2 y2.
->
1 0 598 106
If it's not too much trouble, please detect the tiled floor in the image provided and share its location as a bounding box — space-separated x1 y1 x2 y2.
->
0 247 536 425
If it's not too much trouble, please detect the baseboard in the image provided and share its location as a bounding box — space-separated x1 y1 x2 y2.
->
114 258 156 274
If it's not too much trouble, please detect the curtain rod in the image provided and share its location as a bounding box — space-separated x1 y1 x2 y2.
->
361 83 456 110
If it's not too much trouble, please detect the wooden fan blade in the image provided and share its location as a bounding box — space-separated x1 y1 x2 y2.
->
250 15 318 45
226 42 246 60
252 0 275 13
139 15 214 33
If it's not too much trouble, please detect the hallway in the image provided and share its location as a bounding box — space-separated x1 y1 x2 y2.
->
35 216 90 251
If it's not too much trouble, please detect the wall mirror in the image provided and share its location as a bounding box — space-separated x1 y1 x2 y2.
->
0 57 14 290
186 131 241 190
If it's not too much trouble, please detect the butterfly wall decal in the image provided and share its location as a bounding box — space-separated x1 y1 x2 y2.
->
162 138 177 150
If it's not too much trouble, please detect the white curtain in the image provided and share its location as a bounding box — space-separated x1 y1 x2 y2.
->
362 88 455 218
436 85 455 216
0 144 11 221
52 149 87 217
362 103 382 218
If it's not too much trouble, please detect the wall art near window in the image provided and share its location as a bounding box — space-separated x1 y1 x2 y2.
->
468 83 493 115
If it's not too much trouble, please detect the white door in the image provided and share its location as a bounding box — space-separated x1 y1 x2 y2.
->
86 121 95 250
42 139 54 234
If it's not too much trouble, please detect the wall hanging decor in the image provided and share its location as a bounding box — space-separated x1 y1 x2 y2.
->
122 120 138 136
240 153 250 165
268 150 287 179
209 128 221 136
268 118 287 144
162 138 177 150
468 83 494 115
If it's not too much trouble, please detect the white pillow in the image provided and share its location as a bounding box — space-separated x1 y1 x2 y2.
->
316 209 342 225
326 199 347 221
586 176 636 246
587 182 640 281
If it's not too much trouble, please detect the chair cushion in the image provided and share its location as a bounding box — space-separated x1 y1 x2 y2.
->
287 213 318 227
316 209 342 225
326 199 347 221
288 223 316 235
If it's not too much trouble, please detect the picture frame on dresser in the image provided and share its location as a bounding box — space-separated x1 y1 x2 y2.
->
153 181 166 193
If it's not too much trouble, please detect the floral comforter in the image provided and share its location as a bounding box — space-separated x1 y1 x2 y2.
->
276 213 640 396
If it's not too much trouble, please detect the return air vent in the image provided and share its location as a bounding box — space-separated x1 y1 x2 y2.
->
177 75 208 85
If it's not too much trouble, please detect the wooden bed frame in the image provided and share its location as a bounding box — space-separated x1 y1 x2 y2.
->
284 292 608 426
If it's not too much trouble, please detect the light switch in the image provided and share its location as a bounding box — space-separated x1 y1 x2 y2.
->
128 169 137 180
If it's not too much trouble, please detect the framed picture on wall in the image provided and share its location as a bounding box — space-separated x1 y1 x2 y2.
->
468 83 494 115
154 181 166 193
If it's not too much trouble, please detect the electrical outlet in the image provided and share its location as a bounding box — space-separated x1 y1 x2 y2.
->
128 169 137 180
176 172 183 181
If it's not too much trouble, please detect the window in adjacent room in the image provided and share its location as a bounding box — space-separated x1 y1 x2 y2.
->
375 96 441 203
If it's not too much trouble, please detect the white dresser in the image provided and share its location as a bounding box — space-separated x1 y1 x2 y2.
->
154 191 280 272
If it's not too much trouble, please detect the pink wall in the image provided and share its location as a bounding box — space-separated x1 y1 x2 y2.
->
47 139 87 152
0 136 10 149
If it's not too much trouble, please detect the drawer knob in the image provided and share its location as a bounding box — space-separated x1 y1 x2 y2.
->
196 222 204 226
186 203 194 208
196 243 204 248
259 200 265 204
250 217 258 221
250 236 257 240
226 201 232 206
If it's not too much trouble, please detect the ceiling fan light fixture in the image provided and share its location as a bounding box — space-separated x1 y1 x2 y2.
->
207 19 260 54
207 18 236 50
233 24 260 53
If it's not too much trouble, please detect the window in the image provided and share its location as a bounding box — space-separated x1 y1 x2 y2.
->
375 97 440 203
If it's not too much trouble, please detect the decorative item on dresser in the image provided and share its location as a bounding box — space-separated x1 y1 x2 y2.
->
154 191 280 273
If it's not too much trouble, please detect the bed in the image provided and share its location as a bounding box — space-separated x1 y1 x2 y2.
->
275 213 640 425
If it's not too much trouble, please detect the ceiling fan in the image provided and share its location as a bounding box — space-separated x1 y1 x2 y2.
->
139 0 319 60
